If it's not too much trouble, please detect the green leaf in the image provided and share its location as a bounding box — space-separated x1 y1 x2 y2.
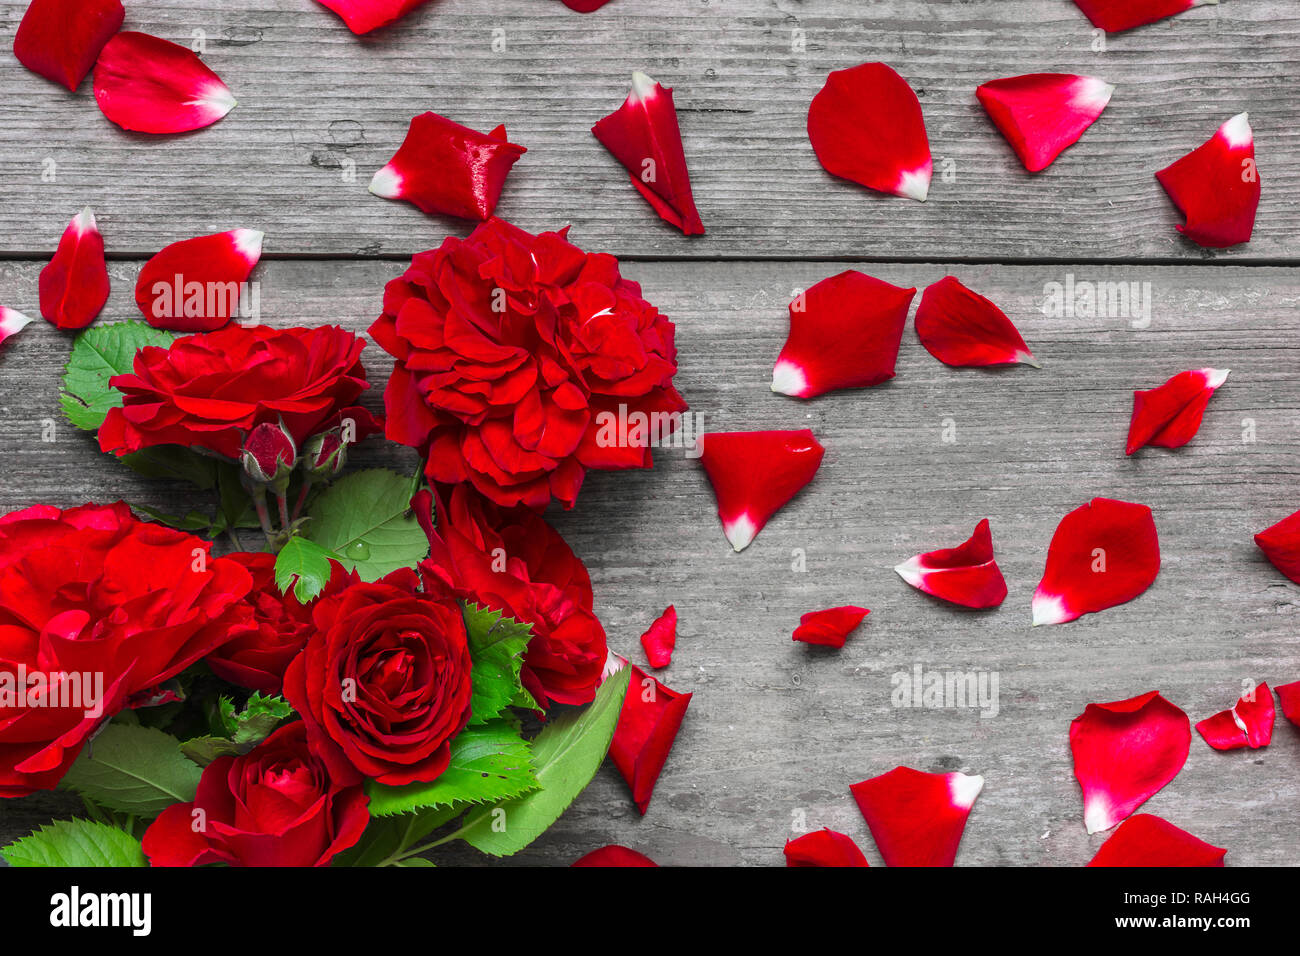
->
365 720 537 817
59 321 174 431
1 819 147 867
134 504 213 532
305 468 429 581
181 693 293 766
459 665 630 857
275 536 338 603
121 445 220 490
59 723 201 816
462 602 536 724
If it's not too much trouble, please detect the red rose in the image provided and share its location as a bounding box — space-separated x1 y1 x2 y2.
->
417 485 607 708
205 552 314 695
0 503 253 797
142 722 368 867
369 217 687 509
97 324 381 461
282 568 473 786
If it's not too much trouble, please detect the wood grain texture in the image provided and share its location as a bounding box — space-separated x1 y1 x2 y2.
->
0 258 1297 865
0 0 1295 261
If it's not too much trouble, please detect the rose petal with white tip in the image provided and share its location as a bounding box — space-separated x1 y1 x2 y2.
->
1196 682 1274 751
1155 113 1260 249
135 229 264 332
850 767 983 867
39 208 109 331
896 519 1008 609
0 308 34 348
914 276 1039 368
94 32 236 135
1126 368 1228 455
976 74 1113 173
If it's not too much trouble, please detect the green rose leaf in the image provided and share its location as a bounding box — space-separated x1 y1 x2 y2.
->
181 693 294 766
1 819 147 868
60 321 174 432
305 468 429 581
58 723 201 816
275 536 339 603
462 602 537 724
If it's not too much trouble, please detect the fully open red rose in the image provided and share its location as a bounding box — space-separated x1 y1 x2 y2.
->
369 218 687 509
98 324 381 461
142 722 368 867
0 503 254 797
416 485 608 708
282 568 473 786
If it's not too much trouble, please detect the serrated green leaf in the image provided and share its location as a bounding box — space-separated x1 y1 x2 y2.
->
121 445 221 490
275 536 338 603
395 856 436 867
365 720 537 817
305 468 429 581
459 666 630 857
134 504 213 532
1 819 147 867
60 321 174 431
462 602 535 725
181 693 293 765
59 723 201 816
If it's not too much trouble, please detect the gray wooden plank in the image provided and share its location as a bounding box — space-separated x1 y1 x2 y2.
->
0 0 1295 261
0 258 1297 865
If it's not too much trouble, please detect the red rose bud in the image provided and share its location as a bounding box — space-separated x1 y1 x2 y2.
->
242 421 297 490
303 428 348 480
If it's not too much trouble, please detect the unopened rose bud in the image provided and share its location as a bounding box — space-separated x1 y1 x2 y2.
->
241 421 297 491
303 428 347 480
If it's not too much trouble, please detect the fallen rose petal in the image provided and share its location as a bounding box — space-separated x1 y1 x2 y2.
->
639 605 677 669
369 112 525 221
592 72 705 235
314 0 434 34
1032 497 1159 626
1087 814 1226 867
13 0 123 90
976 74 1113 173
850 766 983 867
134 229 264 332
698 429 825 551
1156 113 1260 249
771 271 917 398
808 62 932 202
610 665 691 814
1126 368 1229 455
784 828 870 867
1196 682 1274 751
1277 681 1300 728
562 0 614 10
1070 690 1190 833
1071 0 1216 33
0 307 34 347
38 207 109 330
792 606 869 648
914 276 1039 368
94 32 237 135
1254 510 1300 586
895 519 1008 609
572 844 657 866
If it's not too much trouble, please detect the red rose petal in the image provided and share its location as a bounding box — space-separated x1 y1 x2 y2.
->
976 74 1113 173
1072 0 1213 33
1277 681 1300 728
791 606 869 648
572 845 657 866
610 665 691 815
13 0 123 91
562 0 614 10
914 276 1039 369
784 828 870 867
1156 113 1260 249
639 605 677 669
39 207 109 331
1069 690 1190 833
314 0 434 34
134 229 264 332
1032 497 1160 626
0 307 34 347
369 112 526 221
592 72 705 236
771 271 917 398
808 62 932 202
895 519 1008 609
1196 682 1274 751
1087 814 1226 867
93 32 237 135
849 766 984 867
698 429 826 551
1254 510 1300 586
1126 367 1229 456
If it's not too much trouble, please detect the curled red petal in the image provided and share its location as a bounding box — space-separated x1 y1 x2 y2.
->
0 307 34 347
791 606 868 648
1032 497 1159 626
314 0 434 34
1072 0 1214 32
808 62 932 202
698 429 825 551
1069 690 1190 833
39 207 109 330
1087 814 1225 867
13 0 123 91
610 665 691 815
93 32 237 135
369 112 526 221
1126 368 1228 455
592 72 704 235
1254 510 1300 586
784 828 870 867
1277 681 1300 728
771 271 917 398
914 276 1038 368
572 845 658 867
1155 113 1260 248
134 229 264 332
639 605 677 669
849 766 983 867
1196 682 1274 751
976 74 1113 173
895 518 1008 609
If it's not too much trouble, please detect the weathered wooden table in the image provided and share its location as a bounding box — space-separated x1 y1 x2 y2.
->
1 0 1297 865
